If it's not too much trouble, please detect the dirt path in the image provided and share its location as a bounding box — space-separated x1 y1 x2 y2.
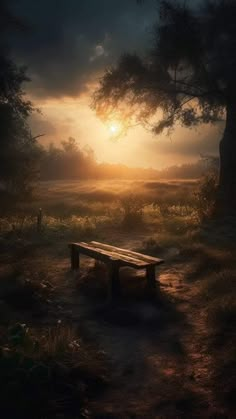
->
35 239 225 419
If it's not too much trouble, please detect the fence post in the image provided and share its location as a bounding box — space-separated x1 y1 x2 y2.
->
37 208 43 232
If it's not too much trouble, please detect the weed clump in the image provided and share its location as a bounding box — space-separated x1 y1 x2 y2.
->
194 171 218 222
120 193 146 228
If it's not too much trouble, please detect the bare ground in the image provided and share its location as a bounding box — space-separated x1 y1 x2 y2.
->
10 233 232 419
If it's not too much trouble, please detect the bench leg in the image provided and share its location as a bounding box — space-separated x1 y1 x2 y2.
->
146 265 157 293
109 261 121 301
71 245 80 271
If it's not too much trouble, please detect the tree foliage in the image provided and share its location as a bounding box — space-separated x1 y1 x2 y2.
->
93 0 235 135
40 138 96 180
0 1 40 199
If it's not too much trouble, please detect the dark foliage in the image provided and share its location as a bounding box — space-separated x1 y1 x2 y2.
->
0 1 41 200
40 137 96 180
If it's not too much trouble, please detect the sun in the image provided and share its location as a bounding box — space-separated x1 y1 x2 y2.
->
108 121 123 137
110 124 118 134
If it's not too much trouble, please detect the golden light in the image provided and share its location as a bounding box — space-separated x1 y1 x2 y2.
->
107 121 124 138
108 121 122 135
110 124 118 134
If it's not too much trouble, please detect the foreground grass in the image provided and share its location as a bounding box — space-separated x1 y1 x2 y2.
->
0 323 108 418
0 179 235 417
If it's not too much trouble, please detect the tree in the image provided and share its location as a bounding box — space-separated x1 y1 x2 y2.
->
0 1 41 199
93 0 236 215
39 139 96 180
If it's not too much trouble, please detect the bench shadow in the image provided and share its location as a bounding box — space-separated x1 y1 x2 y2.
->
75 262 189 358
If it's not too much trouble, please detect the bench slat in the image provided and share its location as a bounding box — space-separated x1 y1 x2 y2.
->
71 242 150 268
70 242 113 265
79 242 149 267
91 241 164 265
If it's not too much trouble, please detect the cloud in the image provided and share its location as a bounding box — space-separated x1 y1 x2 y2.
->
90 44 106 62
9 0 157 98
9 0 223 168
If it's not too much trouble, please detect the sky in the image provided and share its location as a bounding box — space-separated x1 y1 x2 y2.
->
9 0 222 169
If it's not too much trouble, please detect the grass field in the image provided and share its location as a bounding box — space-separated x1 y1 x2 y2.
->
1 179 198 243
0 179 235 418
33 178 198 213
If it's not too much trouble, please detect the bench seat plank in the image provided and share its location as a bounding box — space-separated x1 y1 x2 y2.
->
72 242 150 268
91 241 164 265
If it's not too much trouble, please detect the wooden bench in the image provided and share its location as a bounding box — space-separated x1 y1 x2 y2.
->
69 241 164 299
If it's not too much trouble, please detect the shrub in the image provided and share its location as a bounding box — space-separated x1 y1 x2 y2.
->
194 170 218 221
119 193 146 228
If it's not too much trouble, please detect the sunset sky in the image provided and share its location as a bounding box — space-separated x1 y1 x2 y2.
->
10 0 222 169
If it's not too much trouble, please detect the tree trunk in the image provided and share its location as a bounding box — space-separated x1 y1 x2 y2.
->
217 101 236 215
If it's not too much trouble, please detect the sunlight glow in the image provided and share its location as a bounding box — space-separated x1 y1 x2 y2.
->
107 121 124 139
110 124 118 133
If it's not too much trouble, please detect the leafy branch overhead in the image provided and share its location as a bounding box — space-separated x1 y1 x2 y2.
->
93 0 236 135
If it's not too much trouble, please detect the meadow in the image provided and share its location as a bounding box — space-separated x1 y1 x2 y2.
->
0 178 235 418
1 179 198 239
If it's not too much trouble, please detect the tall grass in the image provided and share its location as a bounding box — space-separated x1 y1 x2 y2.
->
0 323 108 418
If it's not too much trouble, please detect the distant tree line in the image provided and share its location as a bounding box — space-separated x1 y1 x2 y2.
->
38 137 210 181
39 137 96 180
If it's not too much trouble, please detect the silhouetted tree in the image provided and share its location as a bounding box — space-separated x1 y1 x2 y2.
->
40 138 96 180
0 1 40 199
93 0 236 215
